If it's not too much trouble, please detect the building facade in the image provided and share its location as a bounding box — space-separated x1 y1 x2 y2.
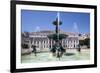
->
22 30 79 52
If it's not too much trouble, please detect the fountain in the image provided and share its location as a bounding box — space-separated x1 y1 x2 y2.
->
48 12 67 59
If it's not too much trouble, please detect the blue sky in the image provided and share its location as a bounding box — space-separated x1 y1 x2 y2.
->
21 10 90 34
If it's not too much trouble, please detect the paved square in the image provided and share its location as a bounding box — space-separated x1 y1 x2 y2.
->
21 49 90 63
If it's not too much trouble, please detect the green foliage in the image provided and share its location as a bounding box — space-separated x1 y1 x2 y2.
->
84 38 90 48
79 38 90 48
79 40 84 46
22 44 29 49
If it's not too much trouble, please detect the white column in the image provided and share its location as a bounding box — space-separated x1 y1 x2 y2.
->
47 39 49 48
32 39 33 44
45 40 47 48
39 40 40 48
51 39 52 48
41 41 43 49
35 41 37 47
43 40 44 48
68 40 69 48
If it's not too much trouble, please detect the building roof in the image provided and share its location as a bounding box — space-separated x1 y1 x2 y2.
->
29 30 79 36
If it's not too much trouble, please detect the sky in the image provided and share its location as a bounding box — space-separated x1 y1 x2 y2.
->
21 10 90 34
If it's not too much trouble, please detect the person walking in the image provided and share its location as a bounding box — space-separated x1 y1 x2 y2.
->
32 45 37 56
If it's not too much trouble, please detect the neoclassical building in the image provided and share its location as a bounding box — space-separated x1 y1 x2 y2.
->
22 30 79 52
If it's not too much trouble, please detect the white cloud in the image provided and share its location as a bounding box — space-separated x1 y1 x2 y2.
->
35 26 40 32
73 22 79 32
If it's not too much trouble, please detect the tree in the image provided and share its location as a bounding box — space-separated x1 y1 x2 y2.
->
79 38 90 48
78 40 84 52
79 40 84 46
84 38 90 48
22 44 29 49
